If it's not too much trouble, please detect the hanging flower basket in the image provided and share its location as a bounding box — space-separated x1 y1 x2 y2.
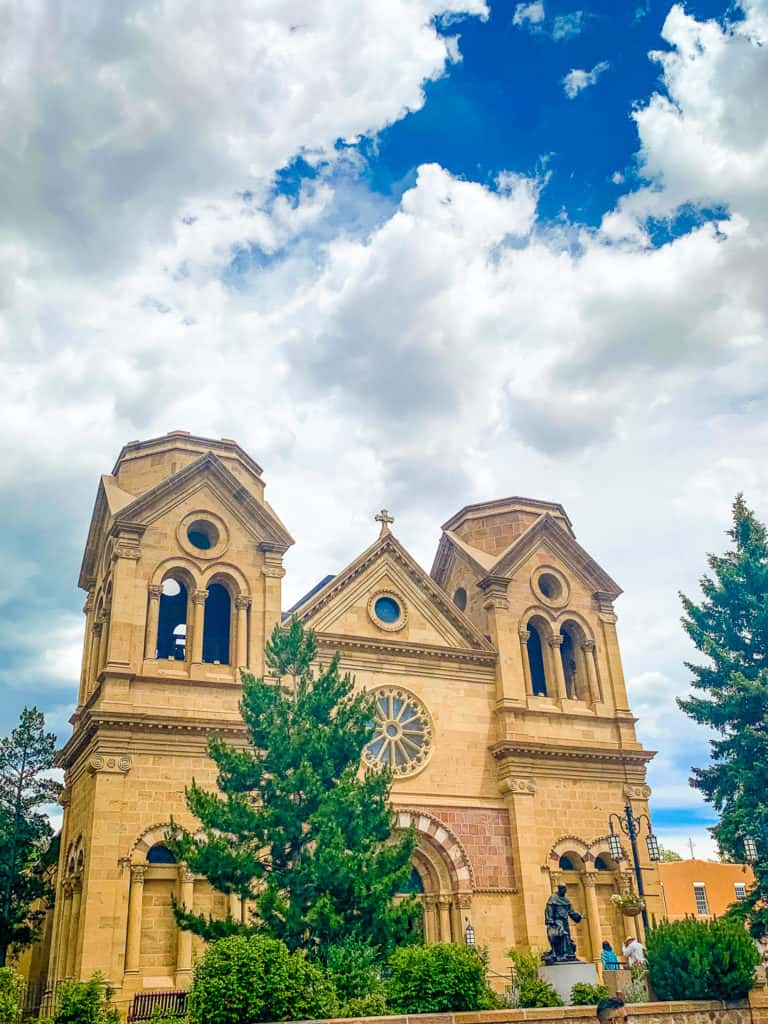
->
611 892 645 917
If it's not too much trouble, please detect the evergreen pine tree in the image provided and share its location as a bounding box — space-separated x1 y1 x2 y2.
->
0 707 62 966
678 495 768 936
170 618 418 958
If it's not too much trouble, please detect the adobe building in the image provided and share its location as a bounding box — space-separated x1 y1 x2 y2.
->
659 860 756 920
24 431 662 1004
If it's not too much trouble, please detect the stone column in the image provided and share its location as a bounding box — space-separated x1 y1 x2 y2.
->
175 867 195 985
107 532 142 667
144 585 163 659
595 593 631 713
260 547 285 675
518 628 532 695
56 881 74 979
77 595 95 706
191 590 208 664
65 877 82 979
547 634 569 702
92 619 105 683
423 896 438 943
235 596 251 670
228 891 241 922
583 873 603 964
437 896 452 942
124 865 145 974
581 641 601 704
480 577 526 710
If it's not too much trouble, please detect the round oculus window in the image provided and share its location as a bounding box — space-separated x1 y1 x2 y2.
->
363 688 433 777
374 595 401 624
187 520 219 551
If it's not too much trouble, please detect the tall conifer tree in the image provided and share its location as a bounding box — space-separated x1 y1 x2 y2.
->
171 618 417 958
678 495 768 935
0 707 61 966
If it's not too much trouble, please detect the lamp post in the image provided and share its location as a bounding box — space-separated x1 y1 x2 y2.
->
608 803 661 931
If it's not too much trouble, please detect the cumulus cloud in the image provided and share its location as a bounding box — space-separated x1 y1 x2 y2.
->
552 11 587 40
512 2 546 29
562 60 610 97
1 0 768 850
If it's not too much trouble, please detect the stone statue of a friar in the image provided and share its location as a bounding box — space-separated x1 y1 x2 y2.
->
542 883 582 964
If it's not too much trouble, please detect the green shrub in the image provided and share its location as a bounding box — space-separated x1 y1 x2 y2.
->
187 934 338 1024
506 948 563 1008
325 939 385 1017
647 917 760 1002
386 943 491 1013
570 982 609 1005
54 975 119 1024
0 968 24 1024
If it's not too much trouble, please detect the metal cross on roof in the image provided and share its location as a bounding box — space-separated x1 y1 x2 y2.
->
375 508 395 537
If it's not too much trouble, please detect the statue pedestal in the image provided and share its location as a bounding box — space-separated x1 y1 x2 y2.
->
539 961 598 1004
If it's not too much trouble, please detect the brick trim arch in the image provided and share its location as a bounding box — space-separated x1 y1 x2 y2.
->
396 808 474 891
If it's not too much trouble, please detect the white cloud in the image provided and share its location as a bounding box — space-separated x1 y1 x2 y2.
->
512 2 546 28
562 60 610 97
552 11 587 40
1 0 767 856
656 829 720 861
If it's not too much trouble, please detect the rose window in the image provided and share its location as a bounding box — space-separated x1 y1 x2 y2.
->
364 688 433 777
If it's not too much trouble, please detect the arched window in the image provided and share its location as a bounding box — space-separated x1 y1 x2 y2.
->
594 855 612 871
203 583 231 664
560 621 588 700
453 587 467 612
157 577 188 660
527 623 548 696
401 866 425 894
146 844 177 865
559 855 576 871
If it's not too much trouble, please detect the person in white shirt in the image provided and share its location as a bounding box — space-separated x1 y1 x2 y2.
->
622 935 646 967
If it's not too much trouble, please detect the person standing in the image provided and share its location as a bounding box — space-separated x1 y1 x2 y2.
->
601 940 620 971
622 934 646 967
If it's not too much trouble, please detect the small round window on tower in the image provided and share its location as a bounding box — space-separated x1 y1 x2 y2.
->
538 572 563 601
187 520 219 551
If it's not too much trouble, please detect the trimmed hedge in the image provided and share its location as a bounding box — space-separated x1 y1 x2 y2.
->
647 917 759 1002
386 943 492 1013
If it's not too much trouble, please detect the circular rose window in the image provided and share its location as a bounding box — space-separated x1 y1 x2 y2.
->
364 687 433 777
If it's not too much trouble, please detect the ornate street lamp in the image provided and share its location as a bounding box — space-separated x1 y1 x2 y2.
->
464 918 476 946
608 803 660 931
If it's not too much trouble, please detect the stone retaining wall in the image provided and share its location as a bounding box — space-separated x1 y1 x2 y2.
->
279 997 766 1024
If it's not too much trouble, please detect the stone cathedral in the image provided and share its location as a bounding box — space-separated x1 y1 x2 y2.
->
24 431 662 1004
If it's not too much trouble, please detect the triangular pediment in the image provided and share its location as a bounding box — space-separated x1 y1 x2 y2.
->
293 533 494 653
486 513 621 598
114 452 293 549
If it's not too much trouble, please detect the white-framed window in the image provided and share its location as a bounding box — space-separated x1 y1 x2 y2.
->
693 882 709 915
734 882 747 902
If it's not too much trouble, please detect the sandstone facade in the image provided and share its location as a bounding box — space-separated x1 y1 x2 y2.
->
24 431 662 1002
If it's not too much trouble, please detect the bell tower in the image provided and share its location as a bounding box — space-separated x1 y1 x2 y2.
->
50 432 293 998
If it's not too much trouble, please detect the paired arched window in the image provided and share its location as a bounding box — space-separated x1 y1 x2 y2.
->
146 843 177 865
527 624 548 696
560 620 589 701
203 583 231 664
157 576 188 660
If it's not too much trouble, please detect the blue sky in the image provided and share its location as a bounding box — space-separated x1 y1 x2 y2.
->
3 0 768 856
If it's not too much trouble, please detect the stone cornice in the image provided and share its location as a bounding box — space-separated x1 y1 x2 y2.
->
314 632 497 667
491 738 655 767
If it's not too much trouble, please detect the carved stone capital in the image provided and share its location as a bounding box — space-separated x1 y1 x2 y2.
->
131 865 146 885
235 595 252 610
437 895 452 907
457 893 473 910
83 594 94 615
179 865 195 885
262 564 285 580
148 584 163 600
548 634 564 649
71 876 83 894
193 589 209 605
583 872 598 889
623 783 652 801
498 775 537 797
479 575 510 611
518 627 531 643
93 619 105 635
594 591 616 614
62 880 74 898
424 895 438 909
88 754 132 775
113 540 141 561
581 639 596 653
